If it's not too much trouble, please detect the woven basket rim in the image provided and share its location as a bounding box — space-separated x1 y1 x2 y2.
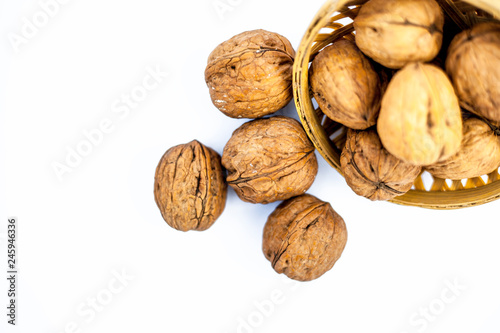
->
292 0 500 210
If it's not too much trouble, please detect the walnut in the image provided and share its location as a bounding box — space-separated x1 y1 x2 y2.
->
354 0 444 69
446 22 500 123
310 39 382 129
222 116 318 204
204 30 295 119
426 117 500 180
378 63 463 166
262 194 347 281
341 129 422 201
154 140 227 232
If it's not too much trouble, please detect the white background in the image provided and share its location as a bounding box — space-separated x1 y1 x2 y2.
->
1 0 500 332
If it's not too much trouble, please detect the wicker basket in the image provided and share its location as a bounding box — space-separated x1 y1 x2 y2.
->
293 0 500 209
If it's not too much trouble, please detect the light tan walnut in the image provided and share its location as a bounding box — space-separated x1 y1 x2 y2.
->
354 0 444 69
446 22 500 122
378 63 462 166
426 117 500 180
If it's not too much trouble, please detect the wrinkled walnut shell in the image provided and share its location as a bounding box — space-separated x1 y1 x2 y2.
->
354 0 444 69
263 194 348 282
205 30 295 119
341 129 422 201
378 63 463 166
426 117 500 180
222 116 318 204
154 140 227 232
446 22 500 122
310 39 382 129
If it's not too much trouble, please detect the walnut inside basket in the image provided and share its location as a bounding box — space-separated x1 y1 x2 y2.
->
293 0 500 209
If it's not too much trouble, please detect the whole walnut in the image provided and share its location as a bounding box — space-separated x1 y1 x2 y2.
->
154 140 227 232
446 22 500 122
378 63 463 166
205 30 295 119
354 0 444 69
263 194 347 282
310 39 382 129
222 116 318 204
341 129 422 201
426 117 500 180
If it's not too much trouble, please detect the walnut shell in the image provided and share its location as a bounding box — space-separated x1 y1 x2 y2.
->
222 116 318 204
310 39 382 129
354 0 444 69
378 63 463 166
263 194 347 282
341 129 422 201
446 22 500 122
204 30 295 119
426 117 500 180
154 140 227 232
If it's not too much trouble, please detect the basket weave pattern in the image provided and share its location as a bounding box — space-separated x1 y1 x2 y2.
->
293 0 500 209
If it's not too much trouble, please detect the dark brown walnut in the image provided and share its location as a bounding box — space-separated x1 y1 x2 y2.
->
446 22 500 122
222 116 318 204
154 140 227 232
354 0 444 69
426 117 500 180
263 194 347 282
341 129 422 201
205 29 295 119
310 39 382 130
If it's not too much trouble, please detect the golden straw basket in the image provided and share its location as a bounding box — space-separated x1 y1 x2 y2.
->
293 0 500 209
